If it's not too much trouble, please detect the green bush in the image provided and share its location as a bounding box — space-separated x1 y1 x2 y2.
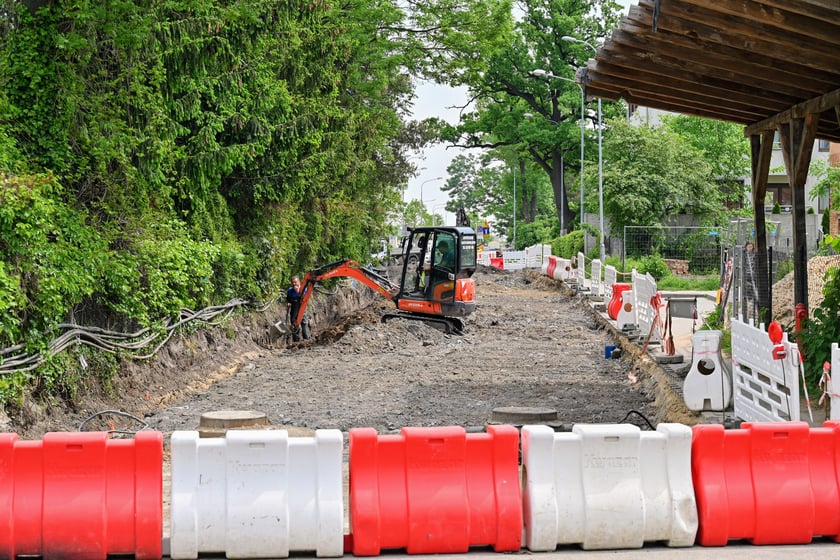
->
0 173 106 346
638 254 671 281
551 230 584 259
657 275 720 291
101 217 220 325
699 305 731 355
799 267 840 388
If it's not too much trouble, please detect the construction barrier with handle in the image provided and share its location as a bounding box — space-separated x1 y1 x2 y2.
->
349 425 522 556
692 421 840 546
521 423 697 551
0 430 163 560
169 428 343 559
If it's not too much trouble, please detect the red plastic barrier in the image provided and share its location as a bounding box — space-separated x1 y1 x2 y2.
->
349 425 521 555
490 257 504 269
545 255 557 278
0 431 163 560
692 421 840 546
607 283 632 320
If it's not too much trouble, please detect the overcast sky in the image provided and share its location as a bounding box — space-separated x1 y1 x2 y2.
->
404 1 634 224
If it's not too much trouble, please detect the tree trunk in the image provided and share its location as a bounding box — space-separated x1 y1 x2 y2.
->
551 149 573 234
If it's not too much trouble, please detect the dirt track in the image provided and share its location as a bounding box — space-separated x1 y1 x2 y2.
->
138 267 654 436
8 267 656 439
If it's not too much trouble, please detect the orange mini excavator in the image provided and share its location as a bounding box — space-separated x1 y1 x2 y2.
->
289 226 477 334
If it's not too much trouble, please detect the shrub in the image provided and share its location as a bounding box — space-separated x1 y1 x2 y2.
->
799 266 840 388
638 253 670 280
551 230 584 259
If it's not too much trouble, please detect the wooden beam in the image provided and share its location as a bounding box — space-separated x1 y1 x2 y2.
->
674 0 840 46
750 130 774 325
776 114 820 313
597 47 819 101
646 0 840 55
744 89 840 136
628 5 839 75
727 0 840 27
587 65 784 116
611 26 837 93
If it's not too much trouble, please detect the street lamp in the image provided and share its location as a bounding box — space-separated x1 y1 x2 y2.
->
420 177 443 211
530 69 584 237
562 35 605 264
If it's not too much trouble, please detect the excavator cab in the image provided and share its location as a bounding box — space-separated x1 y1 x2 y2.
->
391 226 477 331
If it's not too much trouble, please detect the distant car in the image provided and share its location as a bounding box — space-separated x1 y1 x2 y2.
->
369 239 390 262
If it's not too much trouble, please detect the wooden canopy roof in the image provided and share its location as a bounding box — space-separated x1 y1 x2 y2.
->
578 0 840 142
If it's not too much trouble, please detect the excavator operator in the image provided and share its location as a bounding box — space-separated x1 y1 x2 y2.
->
425 237 456 300
435 239 455 270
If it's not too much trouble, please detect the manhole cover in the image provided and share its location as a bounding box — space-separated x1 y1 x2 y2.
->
490 406 558 424
198 410 269 438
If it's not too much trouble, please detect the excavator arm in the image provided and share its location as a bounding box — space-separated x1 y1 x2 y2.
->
291 259 400 329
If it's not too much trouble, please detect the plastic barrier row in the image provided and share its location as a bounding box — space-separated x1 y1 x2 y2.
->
5 422 840 559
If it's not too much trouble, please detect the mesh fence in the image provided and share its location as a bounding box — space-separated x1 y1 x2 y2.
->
724 218 840 326
622 225 724 276
623 221 840 325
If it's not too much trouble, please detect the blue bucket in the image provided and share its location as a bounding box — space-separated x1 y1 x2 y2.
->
605 345 617 359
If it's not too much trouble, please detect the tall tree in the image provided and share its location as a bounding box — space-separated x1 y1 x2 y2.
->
437 0 622 233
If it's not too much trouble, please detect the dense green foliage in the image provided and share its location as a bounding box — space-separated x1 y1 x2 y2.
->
800 235 840 389
598 118 722 233
438 0 623 235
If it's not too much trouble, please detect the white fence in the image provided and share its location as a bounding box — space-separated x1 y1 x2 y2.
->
478 244 551 269
730 317 801 423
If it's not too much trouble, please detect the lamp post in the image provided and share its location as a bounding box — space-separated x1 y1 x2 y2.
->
530 70 583 237
512 164 516 248
420 176 443 216
562 35 604 264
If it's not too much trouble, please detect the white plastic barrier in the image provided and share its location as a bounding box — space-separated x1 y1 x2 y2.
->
590 259 602 298
604 265 617 303
477 251 492 266
682 330 731 411
616 288 636 331
170 429 344 559
830 343 840 421
502 250 526 270
730 317 800 422
576 252 587 288
525 244 552 268
633 271 660 342
553 258 571 281
522 424 697 551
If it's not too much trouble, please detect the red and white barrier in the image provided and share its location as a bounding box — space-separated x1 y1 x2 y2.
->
693 421 840 545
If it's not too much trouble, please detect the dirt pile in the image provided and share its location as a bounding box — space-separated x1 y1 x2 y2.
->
773 255 840 325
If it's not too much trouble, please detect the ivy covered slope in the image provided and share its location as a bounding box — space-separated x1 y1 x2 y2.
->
0 0 486 398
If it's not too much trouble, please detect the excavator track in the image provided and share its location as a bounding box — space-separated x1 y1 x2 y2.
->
381 312 465 335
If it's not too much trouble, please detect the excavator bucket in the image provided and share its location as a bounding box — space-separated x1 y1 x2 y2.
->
271 320 292 337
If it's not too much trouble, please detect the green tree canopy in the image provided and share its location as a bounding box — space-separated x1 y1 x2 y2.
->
435 0 623 233
599 118 722 234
